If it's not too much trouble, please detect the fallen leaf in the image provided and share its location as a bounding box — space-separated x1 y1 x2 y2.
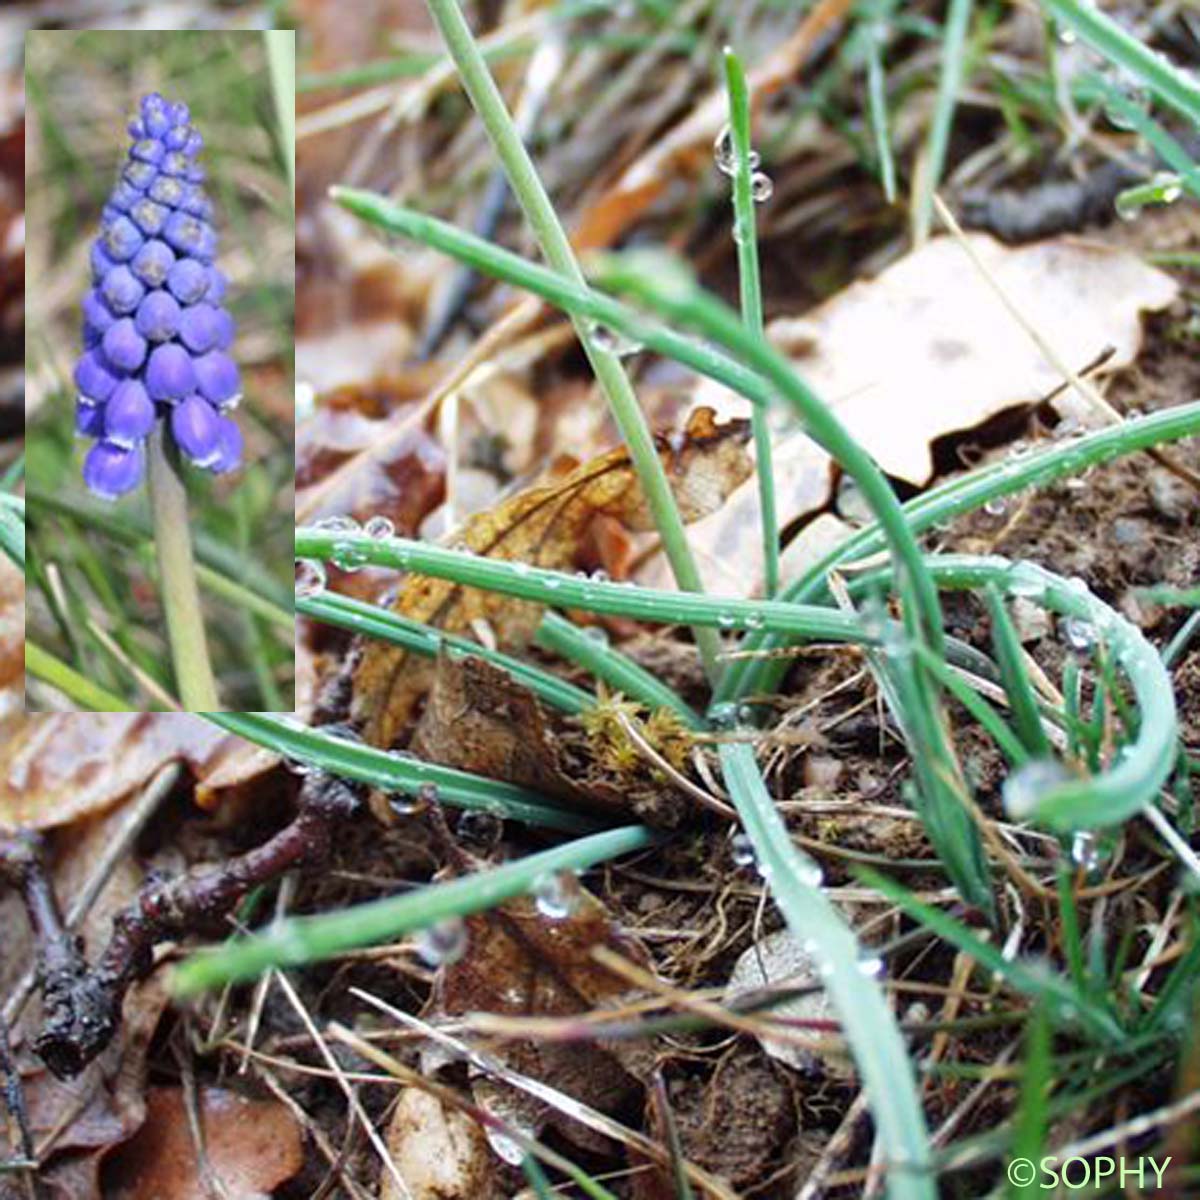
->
102 1086 304 1200
353 406 752 749
436 891 654 1155
381 1087 499 1200
693 232 1178 486
724 929 854 1080
0 556 22 705
0 715 243 832
639 422 832 597
412 650 688 826
2 972 171 1200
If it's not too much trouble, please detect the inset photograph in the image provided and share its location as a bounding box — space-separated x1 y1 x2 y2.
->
24 29 294 711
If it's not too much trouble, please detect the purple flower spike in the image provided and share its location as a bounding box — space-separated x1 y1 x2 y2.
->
171 394 222 467
75 92 240 497
82 290 116 335
166 259 209 305
135 290 181 342
145 342 195 401
130 239 175 288
193 351 240 406
105 379 156 446
75 349 120 403
83 441 145 500
100 264 145 315
76 398 106 438
178 303 221 354
208 414 243 474
102 318 148 373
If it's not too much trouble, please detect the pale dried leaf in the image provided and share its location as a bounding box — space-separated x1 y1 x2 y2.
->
725 929 854 1080
0 715 242 832
694 232 1179 485
381 1087 498 1200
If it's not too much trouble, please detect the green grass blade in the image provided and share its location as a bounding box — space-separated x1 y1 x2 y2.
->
720 744 935 1199
535 611 702 728
718 401 1200 703
264 30 295 197
912 0 973 242
1042 0 1200 127
0 495 24 571
850 557 1178 832
861 866 1124 1043
984 585 1052 759
425 0 721 679
172 822 656 994
723 47 780 599
204 713 605 834
26 642 134 712
298 591 594 716
1009 1000 1052 1197
294 528 865 643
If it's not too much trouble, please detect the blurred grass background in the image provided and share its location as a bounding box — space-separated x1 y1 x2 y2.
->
25 29 294 712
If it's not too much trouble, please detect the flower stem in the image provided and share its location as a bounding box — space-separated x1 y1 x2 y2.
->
147 425 219 711
423 0 722 682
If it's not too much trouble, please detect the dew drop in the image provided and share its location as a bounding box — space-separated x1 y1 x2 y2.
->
583 624 611 648
364 514 395 539
1062 615 1096 652
1114 190 1143 222
332 539 369 572
1070 830 1103 875
313 514 359 533
857 953 885 978
984 495 1008 517
750 171 774 203
415 916 468 967
1001 758 1073 819
731 832 756 868
713 123 736 175
295 558 326 598
708 700 740 729
797 859 825 889
533 871 582 919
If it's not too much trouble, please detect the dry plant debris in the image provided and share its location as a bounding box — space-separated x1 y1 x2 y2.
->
353 406 751 747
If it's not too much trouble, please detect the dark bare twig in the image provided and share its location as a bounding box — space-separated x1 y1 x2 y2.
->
0 775 362 1080
0 1006 40 1200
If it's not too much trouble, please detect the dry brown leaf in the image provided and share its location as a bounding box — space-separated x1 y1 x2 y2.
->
413 651 687 826
639 421 833 597
0 715 243 832
381 1087 499 1200
0 556 22 705
436 890 653 1155
102 1085 304 1200
2 973 171 1200
353 406 752 749
693 232 1179 486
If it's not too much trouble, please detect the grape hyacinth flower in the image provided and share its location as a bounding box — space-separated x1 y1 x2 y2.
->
74 93 241 500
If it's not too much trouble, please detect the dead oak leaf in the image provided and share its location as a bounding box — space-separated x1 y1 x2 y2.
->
413 650 688 826
435 890 655 1154
693 232 1178 487
353 406 751 749
0 715 244 833
101 1086 304 1200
